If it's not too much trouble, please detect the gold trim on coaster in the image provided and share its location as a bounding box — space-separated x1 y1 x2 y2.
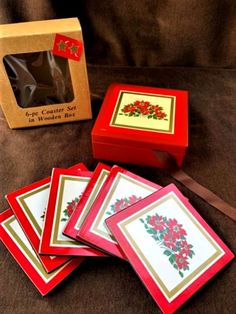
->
75 169 110 230
110 91 175 134
17 184 50 237
2 216 58 281
119 193 223 301
51 175 90 246
91 173 156 242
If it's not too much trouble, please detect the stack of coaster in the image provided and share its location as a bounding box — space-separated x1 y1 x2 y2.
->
0 162 233 313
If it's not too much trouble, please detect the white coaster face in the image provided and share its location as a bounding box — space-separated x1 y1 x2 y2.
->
16 183 50 237
90 172 157 242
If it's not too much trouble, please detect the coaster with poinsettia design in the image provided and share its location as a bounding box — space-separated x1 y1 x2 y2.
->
39 168 105 256
6 163 87 272
77 166 162 259
0 209 85 296
64 163 111 240
105 184 234 313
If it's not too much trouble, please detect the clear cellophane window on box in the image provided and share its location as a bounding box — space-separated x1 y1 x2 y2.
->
3 51 74 108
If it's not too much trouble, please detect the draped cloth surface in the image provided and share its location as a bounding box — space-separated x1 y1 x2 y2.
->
0 1 235 313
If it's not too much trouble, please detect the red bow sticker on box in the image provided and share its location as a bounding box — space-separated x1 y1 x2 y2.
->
53 33 83 61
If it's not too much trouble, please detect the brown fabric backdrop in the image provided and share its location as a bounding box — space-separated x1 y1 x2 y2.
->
1 0 236 67
0 1 235 314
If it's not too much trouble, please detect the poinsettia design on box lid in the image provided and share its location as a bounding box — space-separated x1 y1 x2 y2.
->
106 195 142 216
140 214 195 277
119 100 168 120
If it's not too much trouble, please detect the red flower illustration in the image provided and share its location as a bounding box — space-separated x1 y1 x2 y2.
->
140 213 194 278
129 195 142 204
66 200 77 216
168 218 187 239
107 195 142 215
113 198 127 212
149 215 166 231
123 104 136 113
175 253 189 270
163 231 177 250
140 107 150 115
180 241 192 256
120 100 168 121
61 195 82 222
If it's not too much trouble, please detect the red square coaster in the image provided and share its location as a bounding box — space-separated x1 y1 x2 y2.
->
106 184 234 313
77 166 162 259
39 168 105 256
6 163 87 272
0 209 84 296
64 163 111 240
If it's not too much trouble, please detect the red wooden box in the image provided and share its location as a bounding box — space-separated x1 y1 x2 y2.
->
92 83 188 168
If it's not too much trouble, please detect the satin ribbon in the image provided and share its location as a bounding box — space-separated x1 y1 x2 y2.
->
154 151 236 222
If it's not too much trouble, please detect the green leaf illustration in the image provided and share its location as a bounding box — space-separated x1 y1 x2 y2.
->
179 271 184 278
147 229 156 234
189 251 195 258
163 250 172 256
169 254 176 264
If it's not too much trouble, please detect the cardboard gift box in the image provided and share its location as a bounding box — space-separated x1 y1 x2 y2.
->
0 18 91 128
92 83 188 168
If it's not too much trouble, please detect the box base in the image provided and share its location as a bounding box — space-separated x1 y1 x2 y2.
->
92 141 185 169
